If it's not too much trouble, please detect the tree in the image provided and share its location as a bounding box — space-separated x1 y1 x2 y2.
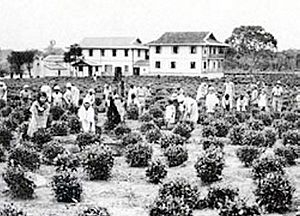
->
7 51 25 78
23 50 39 78
64 44 82 64
225 26 277 71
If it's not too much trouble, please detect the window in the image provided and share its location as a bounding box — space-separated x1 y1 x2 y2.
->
101 50 105 56
137 49 141 57
105 65 112 73
124 49 129 57
172 46 178 54
125 65 129 72
190 62 196 69
112 49 117 57
171 61 176 69
203 62 207 69
78 66 83 72
95 66 99 72
203 48 207 55
155 46 161 54
213 61 216 69
218 61 221 68
155 61 161 69
219 47 224 54
191 46 197 54
213 48 216 55
89 49 93 57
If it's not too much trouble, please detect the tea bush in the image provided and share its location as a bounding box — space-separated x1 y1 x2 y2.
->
254 173 295 213
256 112 273 126
78 206 110 216
236 146 262 167
273 119 294 138
145 128 162 144
8 145 40 171
82 144 114 180
263 128 277 147
201 137 224 150
68 115 82 134
50 105 65 121
282 111 299 122
247 119 264 131
140 122 157 134
219 199 261 216
0 126 13 149
159 133 185 149
201 125 217 138
242 130 265 147
51 171 83 203
0 203 28 216
173 121 193 139
0 145 6 162
125 142 152 167
139 112 153 123
3 166 36 199
121 132 143 147
205 185 239 209
211 120 230 137
42 140 65 165
31 128 53 148
148 106 164 119
54 151 81 172
274 145 298 166
76 132 100 150
127 104 139 120
165 145 188 167
251 156 285 181
51 121 69 136
145 160 167 184
229 125 246 146
114 124 131 137
195 147 225 183
282 129 300 146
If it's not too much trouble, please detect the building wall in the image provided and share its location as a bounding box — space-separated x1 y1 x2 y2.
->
82 48 148 76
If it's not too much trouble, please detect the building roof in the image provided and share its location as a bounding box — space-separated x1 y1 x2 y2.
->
43 55 65 62
44 62 67 70
71 58 101 67
79 37 148 49
134 60 149 67
148 32 228 46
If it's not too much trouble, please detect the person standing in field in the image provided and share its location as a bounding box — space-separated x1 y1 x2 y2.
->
236 93 249 112
137 85 146 114
127 84 137 105
40 84 52 103
222 93 233 112
118 80 125 98
165 98 176 128
224 77 235 106
71 83 80 108
27 91 50 137
0 82 7 102
107 95 121 127
205 86 219 114
63 83 73 108
250 84 259 108
180 95 199 125
104 84 112 107
84 89 96 106
295 88 300 109
78 98 95 133
52 85 63 107
113 91 126 122
196 82 208 101
272 80 284 112
20 84 32 105
258 89 268 111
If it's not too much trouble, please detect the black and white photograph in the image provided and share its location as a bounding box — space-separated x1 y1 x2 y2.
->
0 0 299 215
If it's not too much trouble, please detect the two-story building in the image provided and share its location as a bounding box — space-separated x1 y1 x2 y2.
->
77 37 149 77
148 32 228 78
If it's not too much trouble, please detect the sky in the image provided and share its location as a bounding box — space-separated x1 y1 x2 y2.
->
0 0 299 51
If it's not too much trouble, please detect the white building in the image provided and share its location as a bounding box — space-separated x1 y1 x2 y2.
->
148 32 228 78
77 37 149 77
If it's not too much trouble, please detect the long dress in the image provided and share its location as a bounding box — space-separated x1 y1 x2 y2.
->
27 101 50 137
78 105 95 133
258 93 268 111
0 85 8 102
84 93 95 106
165 104 176 124
63 90 73 107
205 93 219 113
107 98 121 127
71 86 80 107
236 97 249 112
182 97 199 124
196 83 208 101
40 85 52 103
114 98 126 122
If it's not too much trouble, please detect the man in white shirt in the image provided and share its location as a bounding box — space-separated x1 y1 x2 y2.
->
272 80 284 112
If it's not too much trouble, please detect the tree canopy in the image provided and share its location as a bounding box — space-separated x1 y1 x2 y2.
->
64 44 82 64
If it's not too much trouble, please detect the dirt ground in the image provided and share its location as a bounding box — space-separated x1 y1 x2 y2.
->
0 118 299 216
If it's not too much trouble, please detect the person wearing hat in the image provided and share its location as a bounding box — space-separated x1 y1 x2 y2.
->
196 82 208 101
272 80 284 112
113 90 126 122
0 81 8 102
63 82 73 108
27 91 50 137
250 84 259 108
52 85 63 107
71 83 80 108
84 88 96 106
295 88 300 109
258 88 268 111
20 84 32 105
236 93 249 112
224 77 235 106
40 83 52 103
221 93 233 112
127 84 137 106
165 97 176 128
78 97 95 133
205 86 219 114
181 95 198 125
104 84 112 108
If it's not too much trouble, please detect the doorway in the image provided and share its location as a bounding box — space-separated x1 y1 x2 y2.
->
115 67 122 80
133 67 140 76
88 66 93 77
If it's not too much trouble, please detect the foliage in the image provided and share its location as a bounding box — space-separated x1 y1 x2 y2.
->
148 106 164 119
41 140 65 165
255 112 273 126
125 142 152 167
159 132 185 149
54 151 81 172
145 128 162 144
78 206 110 216
51 171 83 203
273 119 294 138
205 185 239 209
201 125 217 138
0 203 27 216
211 120 231 137
67 115 82 134
274 145 299 166
165 145 188 167
201 137 224 150
31 128 53 148
282 111 300 122
236 146 262 167
64 44 82 64
140 122 157 134
229 125 246 145
145 160 167 184
0 126 13 149
172 121 193 139
219 199 261 216
127 104 139 120
50 121 69 136
139 112 153 122
76 132 100 150
247 119 264 131
0 145 6 162
282 129 300 146
121 132 143 147
262 128 277 147
50 105 65 121
114 124 131 137
254 173 295 213
3 166 36 199
82 144 114 180
242 130 265 147
194 147 225 183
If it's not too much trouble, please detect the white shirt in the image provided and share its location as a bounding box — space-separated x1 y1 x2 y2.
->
196 83 208 100
205 93 219 113
272 86 283 97
40 85 52 102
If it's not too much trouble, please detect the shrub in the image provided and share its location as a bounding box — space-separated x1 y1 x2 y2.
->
121 132 143 147
139 112 153 122
127 104 139 120
224 114 239 126
68 115 82 134
0 126 13 149
3 166 36 199
263 128 277 147
31 128 53 148
0 203 27 216
254 173 295 213
125 142 152 167
148 106 164 119
140 122 157 134
256 112 273 126
159 133 185 149
211 120 230 137
51 171 83 203
82 144 114 180
194 147 225 183
51 121 69 136
150 196 193 216
235 112 251 123
42 140 65 165
205 185 239 209
153 117 165 129
172 121 193 139
201 137 224 150
145 160 167 184
54 151 81 172
247 119 264 131
229 125 246 146
236 146 262 167
282 129 300 146
76 132 100 150
165 145 188 167
8 145 40 171
282 111 299 122
50 105 65 121
158 178 199 209
251 156 285 181
273 119 294 138
219 199 261 216
114 124 131 137
1 106 12 117
202 125 217 138
145 128 162 144
78 206 110 216
274 145 298 166
242 130 265 147
0 99 6 109
0 145 6 162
